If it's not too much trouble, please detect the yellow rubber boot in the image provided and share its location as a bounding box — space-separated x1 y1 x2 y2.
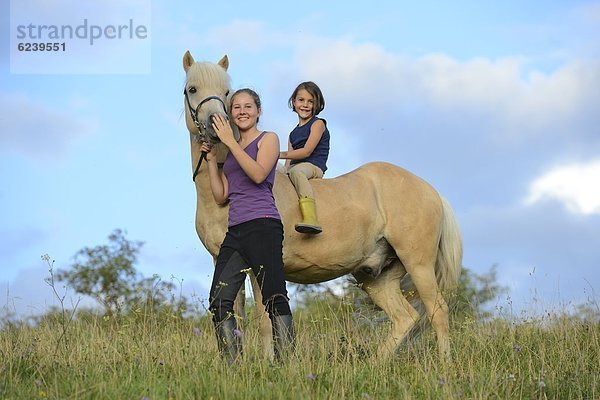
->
295 197 322 234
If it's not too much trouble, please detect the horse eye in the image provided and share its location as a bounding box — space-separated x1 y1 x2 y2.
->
188 86 197 94
225 90 230 97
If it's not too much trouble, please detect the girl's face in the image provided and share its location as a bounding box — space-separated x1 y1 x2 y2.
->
293 88 315 120
230 92 260 131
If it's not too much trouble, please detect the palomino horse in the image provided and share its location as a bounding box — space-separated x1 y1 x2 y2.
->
182 51 463 361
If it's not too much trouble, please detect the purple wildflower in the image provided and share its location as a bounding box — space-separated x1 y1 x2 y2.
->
233 328 242 339
513 344 522 353
307 373 315 380
193 327 201 337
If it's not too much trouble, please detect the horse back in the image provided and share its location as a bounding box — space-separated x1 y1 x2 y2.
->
274 161 442 282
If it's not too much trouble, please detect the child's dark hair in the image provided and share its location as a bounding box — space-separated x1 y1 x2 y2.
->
288 81 325 116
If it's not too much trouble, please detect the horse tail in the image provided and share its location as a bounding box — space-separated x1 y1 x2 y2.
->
400 196 463 338
434 196 463 293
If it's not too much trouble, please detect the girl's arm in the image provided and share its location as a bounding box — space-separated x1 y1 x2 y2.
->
201 142 229 204
279 119 325 160
212 114 280 184
228 132 280 184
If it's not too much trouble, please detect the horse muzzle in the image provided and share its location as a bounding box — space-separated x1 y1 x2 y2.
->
202 112 230 145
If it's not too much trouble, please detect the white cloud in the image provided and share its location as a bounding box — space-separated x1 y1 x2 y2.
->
163 18 279 59
508 61 599 136
163 15 599 148
206 20 269 52
525 160 600 215
286 39 599 144
0 92 93 160
1 266 93 319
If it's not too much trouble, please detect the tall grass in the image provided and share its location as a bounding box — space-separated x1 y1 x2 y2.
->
1 297 598 399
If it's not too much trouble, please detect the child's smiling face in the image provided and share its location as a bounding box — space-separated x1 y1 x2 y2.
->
293 88 315 120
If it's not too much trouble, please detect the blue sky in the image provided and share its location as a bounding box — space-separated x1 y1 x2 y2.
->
1 0 599 319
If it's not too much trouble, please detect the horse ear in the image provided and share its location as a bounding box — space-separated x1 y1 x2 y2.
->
218 55 229 71
183 50 195 72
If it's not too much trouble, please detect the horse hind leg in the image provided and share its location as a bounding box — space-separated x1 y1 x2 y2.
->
404 260 452 361
359 261 420 358
386 211 454 360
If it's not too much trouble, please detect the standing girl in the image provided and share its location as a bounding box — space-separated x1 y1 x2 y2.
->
279 81 330 234
201 88 294 364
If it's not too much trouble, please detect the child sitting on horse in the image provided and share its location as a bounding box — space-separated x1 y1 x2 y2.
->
279 81 330 234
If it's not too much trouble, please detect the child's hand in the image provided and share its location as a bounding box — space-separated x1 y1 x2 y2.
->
212 114 235 147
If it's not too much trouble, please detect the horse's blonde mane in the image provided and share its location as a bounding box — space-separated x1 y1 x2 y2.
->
185 62 230 90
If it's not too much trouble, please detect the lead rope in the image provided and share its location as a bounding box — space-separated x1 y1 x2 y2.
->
192 152 207 182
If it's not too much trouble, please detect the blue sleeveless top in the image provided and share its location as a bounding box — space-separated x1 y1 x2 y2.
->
223 132 281 227
289 116 330 173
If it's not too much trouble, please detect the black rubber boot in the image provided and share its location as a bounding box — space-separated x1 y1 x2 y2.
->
214 318 241 365
271 314 295 361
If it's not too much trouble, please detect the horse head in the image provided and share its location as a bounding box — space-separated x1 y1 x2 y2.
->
182 51 238 145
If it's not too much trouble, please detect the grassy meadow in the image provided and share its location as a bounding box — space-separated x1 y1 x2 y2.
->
1 296 598 399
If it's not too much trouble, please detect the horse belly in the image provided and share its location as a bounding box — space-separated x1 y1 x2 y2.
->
282 234 392 284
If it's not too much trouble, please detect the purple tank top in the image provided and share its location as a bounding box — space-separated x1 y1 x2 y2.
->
223 131 281 227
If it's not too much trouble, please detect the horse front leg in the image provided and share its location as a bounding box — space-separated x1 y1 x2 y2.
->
248 273 274 360
233 287 246 326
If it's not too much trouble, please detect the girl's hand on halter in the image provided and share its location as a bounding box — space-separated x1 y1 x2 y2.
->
200 142 217 162
212 114 235 147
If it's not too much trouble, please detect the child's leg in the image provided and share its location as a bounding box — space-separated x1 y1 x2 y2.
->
287 162 324 233
288 162 324 198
